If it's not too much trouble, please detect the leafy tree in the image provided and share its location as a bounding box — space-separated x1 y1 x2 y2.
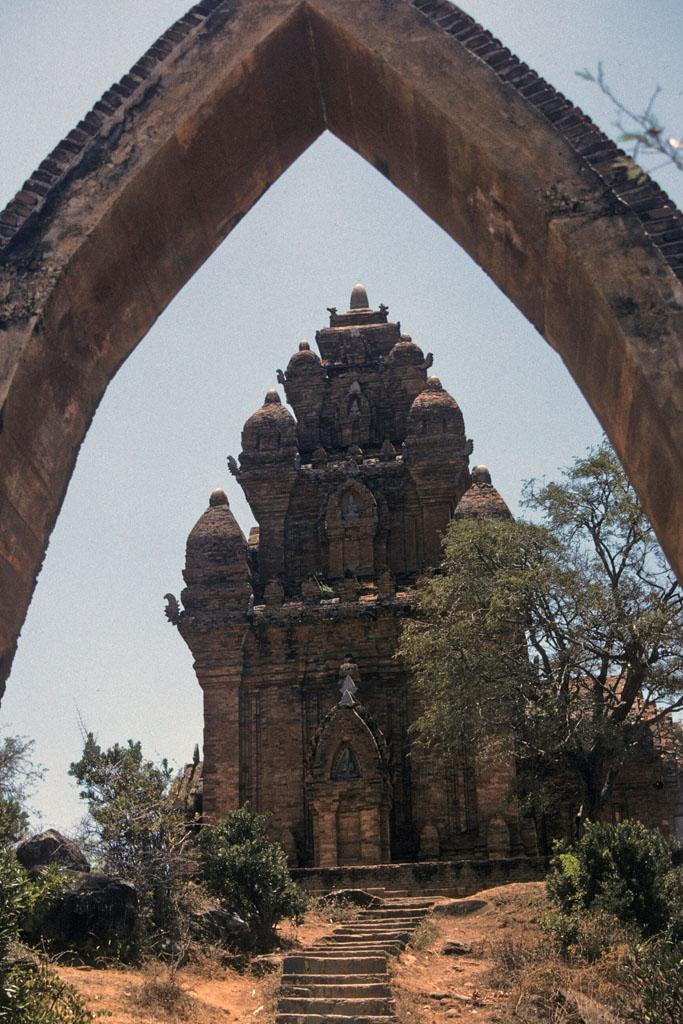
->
198 807 308 950
400 441 683 824
69 734 192 953
0 735 43 847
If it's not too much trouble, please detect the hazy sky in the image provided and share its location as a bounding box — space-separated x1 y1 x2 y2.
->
1 1 682 832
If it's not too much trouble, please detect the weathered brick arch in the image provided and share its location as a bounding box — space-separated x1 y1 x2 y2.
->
1 0 682 698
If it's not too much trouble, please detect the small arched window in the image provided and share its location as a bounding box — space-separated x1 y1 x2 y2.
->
331 744 361 781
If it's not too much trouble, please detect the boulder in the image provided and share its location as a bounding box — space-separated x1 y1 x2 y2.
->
318 889 380 908
15 829 90 873
190 907 251 946
432 898 488 917
252 953 283 975
23 870 137 954
442 940 473 956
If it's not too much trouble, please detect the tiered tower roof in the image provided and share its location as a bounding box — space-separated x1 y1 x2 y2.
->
181 285 513 608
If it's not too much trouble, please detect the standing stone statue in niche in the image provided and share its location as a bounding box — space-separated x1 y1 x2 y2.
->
341 490 363 520
331 744 361 780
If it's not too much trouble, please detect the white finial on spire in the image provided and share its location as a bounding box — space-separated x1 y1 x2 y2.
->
349 282 369 310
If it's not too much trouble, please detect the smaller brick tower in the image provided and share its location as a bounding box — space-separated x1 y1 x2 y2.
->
171 286 531 866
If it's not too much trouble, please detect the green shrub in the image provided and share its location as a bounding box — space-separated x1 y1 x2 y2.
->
627 937 683 1024
570 908 636 962
546 820 674 937
198 807 308 950
0 959 94 1024
660 866 683 945
0 852 31 960
0 851 93 1023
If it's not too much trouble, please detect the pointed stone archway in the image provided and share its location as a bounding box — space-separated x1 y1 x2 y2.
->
307 700 392 866
1 0 682 697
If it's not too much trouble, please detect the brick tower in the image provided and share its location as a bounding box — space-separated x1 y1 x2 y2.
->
171 286 529 866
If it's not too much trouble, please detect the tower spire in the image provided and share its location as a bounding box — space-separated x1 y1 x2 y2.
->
349 282 369 310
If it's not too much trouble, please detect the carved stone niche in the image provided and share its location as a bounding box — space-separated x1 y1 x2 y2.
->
301 577 320 603
311 446 328 469
336 573 359 602
263 579 284 606
280 827 298 866
418 823 440 860
376 569 396 600
380 439 396 462
307 703 392 867
339 380 371 448
486 815 512 860
326 480 378 579
520 817 539 857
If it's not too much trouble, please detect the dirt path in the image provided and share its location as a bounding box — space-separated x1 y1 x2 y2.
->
391 882 547 1023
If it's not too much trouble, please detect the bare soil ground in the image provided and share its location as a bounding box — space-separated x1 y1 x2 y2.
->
54 906 348 1023
56 884 629 1023
392 882 630 1024
392 882 548 1024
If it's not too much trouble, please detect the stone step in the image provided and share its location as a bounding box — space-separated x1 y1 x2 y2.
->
355 919 422 929
316 947 404 957
275 895 437 1022
331 930 410 937
278 996 394 1015
381 895 436 903
321 942 405 950
365 888 410 897
358 913 428 921
275 1015 397 1024
322 940 406 952
357 918 423 929
379 900 436 909
299 945 402 957
283 955 388 975
282 982 392 999
281 974 390 987
333 925 411 936
321 941 404 949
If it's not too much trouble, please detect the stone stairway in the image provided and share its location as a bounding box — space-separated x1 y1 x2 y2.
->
276 896 435 1024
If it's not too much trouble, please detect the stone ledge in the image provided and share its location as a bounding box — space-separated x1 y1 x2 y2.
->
291 855 547 896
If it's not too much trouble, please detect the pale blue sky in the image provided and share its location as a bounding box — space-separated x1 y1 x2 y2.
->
1 1 681 831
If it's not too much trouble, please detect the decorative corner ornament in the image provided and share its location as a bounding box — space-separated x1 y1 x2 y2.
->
164 593 180 625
